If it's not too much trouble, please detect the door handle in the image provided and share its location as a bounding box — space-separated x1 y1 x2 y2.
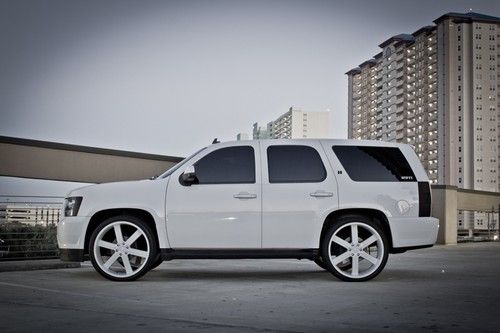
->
310 190 334 198
233 192 257 199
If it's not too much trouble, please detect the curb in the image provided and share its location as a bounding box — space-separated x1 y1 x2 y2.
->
0 259 81 272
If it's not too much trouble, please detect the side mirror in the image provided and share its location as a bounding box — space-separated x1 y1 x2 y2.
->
180 165 197 185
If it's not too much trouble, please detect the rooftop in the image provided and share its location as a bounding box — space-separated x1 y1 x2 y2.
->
434 11 500 24
379 33 415 48
346 11 500 77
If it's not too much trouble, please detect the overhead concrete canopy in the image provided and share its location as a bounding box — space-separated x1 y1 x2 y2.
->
431 185 500 245
0 136 183 183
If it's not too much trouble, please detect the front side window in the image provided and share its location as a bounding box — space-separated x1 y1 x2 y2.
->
267 145 326 183
332 146 416 182
194 146 255 184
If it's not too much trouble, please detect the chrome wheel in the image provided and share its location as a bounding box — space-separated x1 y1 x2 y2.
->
327 221 385 280
92 221 150 279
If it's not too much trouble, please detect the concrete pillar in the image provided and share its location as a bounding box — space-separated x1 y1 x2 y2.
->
431 186 457 245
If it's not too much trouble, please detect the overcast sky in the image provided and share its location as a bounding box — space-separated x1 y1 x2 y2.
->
1 0 499 157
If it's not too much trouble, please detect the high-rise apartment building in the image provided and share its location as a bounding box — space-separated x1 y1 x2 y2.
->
236 133 250 141
252 123 271 139
253 107 330 139
346 12 500 231
347 12 499 187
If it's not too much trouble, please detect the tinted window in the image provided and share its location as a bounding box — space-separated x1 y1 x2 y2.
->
267 145 326 183
332 146 416 182
194 146 255 184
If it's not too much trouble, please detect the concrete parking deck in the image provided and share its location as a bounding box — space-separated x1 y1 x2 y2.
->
1 243 499 332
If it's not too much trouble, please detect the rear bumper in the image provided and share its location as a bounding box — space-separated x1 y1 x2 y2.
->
388 216 439 248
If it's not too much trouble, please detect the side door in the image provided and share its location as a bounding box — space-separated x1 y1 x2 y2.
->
261 140 338 248
166 142 261 248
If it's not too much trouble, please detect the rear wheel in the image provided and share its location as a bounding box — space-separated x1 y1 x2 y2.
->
321 215 388 282
149 255 163 270
89 215 158 281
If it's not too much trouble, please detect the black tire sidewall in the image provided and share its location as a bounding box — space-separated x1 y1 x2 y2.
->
313 257 327 270
149 254 163 270
321 214 389 282
89 215 159 281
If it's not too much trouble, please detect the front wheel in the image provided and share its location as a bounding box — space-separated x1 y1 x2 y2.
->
321 215 388 282
313 257 327 270
89 215 158 281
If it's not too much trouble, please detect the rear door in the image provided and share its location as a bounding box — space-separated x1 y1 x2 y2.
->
261 140 338 248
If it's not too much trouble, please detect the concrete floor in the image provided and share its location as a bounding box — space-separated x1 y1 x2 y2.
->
0 243 499 333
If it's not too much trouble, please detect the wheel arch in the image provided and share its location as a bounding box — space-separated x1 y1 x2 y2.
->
319 208 394 252
84 208 160 254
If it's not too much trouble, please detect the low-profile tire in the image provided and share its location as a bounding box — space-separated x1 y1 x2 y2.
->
149 255 163 270
321 214 388 282
314 255 352 271
313 257 327 270
89 215 158 281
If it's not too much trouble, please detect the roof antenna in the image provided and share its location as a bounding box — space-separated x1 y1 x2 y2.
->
212 138 220 144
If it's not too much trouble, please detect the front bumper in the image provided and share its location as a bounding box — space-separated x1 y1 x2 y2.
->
57 215 89 252
388 216 439 248
59 248 85 262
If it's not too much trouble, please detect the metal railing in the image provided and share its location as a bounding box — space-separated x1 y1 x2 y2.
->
457 208 500 243
0 196 63 261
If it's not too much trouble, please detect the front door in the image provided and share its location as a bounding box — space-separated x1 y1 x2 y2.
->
166 143 261 248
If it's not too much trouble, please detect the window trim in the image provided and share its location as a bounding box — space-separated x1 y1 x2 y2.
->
267 145 327 184
189 145 257 185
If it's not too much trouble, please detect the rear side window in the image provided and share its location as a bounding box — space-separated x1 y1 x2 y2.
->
267 145 326 183
194 146 255 184
332 146 416 182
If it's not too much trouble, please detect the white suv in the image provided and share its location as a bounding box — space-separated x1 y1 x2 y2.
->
58 139 439 282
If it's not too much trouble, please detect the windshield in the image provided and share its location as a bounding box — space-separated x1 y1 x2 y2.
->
159 147 207 178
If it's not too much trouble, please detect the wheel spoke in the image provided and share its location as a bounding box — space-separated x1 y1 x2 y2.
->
351 224 359 244
331 235 351 249
121 255 133 275
128 248 148 258
125 230 142 246
359 251 378 265
103 252 120 269
114 224 124 243
98 240 116 250
352 255 359 276
332 251 351 265
359 235 377 250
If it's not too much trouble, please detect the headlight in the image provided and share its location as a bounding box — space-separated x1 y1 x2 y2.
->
64 197 83 216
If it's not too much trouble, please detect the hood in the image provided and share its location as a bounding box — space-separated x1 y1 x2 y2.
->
67 179 162 198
